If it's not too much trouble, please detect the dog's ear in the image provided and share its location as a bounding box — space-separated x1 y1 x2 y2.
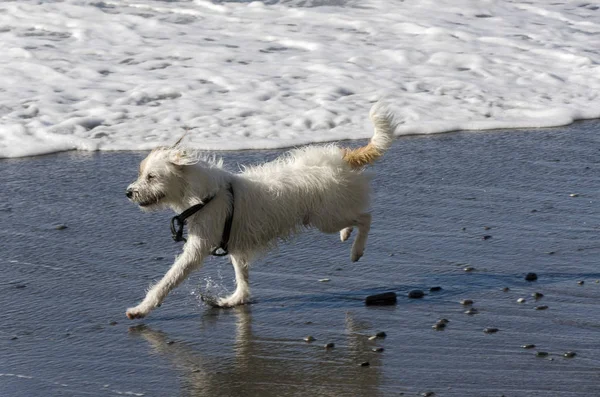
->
168 148 197 167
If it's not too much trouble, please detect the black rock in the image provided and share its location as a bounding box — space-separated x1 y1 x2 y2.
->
482 235 492 240
372 347 385 352
429 286 442 292
408 290 425 299
525 273 538 281
360 361 370 367
536 351 549 357
432 323 446 330
521 344 536 349
375 331 387 338
564 351 576 358
532 292 544 299
324 342 335 349
577 280 585 285
365 292 397 306
535 305 549 310
484 327 499 334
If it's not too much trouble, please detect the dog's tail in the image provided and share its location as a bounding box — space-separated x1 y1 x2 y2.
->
342 102 396 169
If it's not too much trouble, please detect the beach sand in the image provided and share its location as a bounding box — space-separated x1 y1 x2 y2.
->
1 122 600 396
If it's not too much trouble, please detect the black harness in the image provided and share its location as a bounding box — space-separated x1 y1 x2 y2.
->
170 184 235 257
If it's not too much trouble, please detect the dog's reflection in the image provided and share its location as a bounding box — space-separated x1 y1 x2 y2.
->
129 307 385 397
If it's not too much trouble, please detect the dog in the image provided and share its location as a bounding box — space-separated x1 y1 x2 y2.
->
125 103 396 319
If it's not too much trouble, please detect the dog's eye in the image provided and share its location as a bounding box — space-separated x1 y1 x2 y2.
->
147 174 155 181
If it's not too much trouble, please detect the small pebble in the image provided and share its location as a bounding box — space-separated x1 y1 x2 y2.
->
522 344 536 349
482 235 492 240
375 331 387 338
502 287 510 292
464 266 475 272
563 351 576 358
167 341 175 345
365 292 397 306
55 224 68 230
484 226 491 230
484 327 499 334
536 351 549 357
372 347 385 352
569 193 579 197
577 280 584 285
368 335 378 341
421 393 436 397
324 342 335 349
432 323 446 330
360 361 370 367
10 336 18 340
535 305 548 310
154 256 164 260
408 290 425 299
305 321 313 325
525 273 538 281
546 251 555 255
460 299 474 305
109 321 118 326
464 308 478 315
532 292 544 299
429 286 442 292
15 285 26 289
318 278 330 282
303 336 315 342
437 319 449 325
517 298 526 304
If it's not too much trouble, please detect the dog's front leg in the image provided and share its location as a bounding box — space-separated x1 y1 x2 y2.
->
126 243 206 319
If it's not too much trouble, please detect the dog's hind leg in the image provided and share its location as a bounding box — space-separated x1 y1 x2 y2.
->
217 255 251 308
340 227 353 242
351 213 371 262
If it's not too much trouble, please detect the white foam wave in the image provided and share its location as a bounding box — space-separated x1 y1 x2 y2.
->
1 0 599 158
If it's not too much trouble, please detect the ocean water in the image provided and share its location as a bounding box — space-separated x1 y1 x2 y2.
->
1 121 600 396
1 0 599 158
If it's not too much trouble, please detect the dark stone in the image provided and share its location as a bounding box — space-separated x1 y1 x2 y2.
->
324 342 335 349
437 319 449 325
564 351 576 358
303 336 315 342
429 286 442 292
464 266 475 272
432 323 446 330
10 336 18 340
460 299 474 305
464 308 478 315
375 331 387 338
15 285 26 289
55 224 68 230
521 344 536 349
483 327 499 334
482 235 492 240
408 290 425 299
525 273 538 281
577 280 585 285
360 361 370 367
365 292 397 306
372 347 385 352
536 351 549 357
109 321 118 326
535 305 548 310
167 341 175 345
502 287 510 292
532 292 544 299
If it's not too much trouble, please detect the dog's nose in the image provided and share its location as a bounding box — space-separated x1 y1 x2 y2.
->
125 188 134 198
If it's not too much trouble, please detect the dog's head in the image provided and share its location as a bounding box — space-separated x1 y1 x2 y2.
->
126 147 198 211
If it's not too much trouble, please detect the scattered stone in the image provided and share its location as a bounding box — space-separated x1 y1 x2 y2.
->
536 351 549 357
482 235 492 240
15 285 26 289
109 321 118 326
465 308 478 315
432 323 446 330
464 266 475 272
535 305 548 310
525 273 538 281
55 224 68 230
521 344 536 349
154 256 164 260
564 351 576 358
167 341 175 345
365 292 397 306
569 193 579 197
303 336 315 342
437 319 449 325
305 321 313 325
10 336 18 340
324 342 335 349
429 286 442 292
388 253 394 257
483 327 499 334
318 278 330 282
360 361 370 367
546 251 555 255
408 290 425 299
460 299 474 305
368 335 378 341
484 226 491 230
133 242 145 246
372 347 385 352
577 280 584 285
421 392 435 397
532 292 544 299
517 298 526 304
502 287 510 292
375 331 387 338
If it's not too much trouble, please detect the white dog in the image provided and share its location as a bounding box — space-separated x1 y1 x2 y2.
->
125 103 396 319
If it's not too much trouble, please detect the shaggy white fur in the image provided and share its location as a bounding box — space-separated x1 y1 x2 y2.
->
125 103 396 319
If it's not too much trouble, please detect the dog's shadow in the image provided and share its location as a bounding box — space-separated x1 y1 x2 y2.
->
128 306 387 397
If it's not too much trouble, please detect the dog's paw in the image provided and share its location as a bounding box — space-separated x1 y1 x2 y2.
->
351 249 364 262
217 294 249 308
126 306 148 320
340 227 353 242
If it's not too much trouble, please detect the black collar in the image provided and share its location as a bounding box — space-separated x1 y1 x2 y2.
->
170 184 235 257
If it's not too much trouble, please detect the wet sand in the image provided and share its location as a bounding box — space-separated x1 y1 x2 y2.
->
1 122 600 396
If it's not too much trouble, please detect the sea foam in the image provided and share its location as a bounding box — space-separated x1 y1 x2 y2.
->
0 0 599 158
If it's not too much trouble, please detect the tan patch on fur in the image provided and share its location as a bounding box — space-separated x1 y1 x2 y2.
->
341 143 383 169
